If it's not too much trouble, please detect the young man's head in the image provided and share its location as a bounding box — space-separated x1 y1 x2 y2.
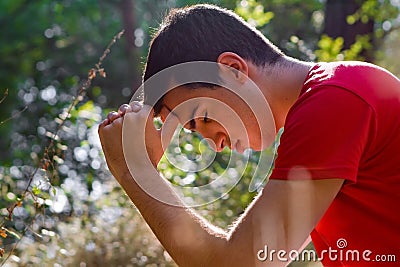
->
142 4 284 152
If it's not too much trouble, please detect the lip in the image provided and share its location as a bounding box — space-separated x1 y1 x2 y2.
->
230 140 242 153
236 141 244 154
227 139 247 153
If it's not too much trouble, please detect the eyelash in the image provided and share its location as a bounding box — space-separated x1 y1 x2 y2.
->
189 112 209 131
189 119 196 130
203 112 209 123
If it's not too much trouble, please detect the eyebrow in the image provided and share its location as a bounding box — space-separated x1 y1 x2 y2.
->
188 105 199 130
163 104 199 130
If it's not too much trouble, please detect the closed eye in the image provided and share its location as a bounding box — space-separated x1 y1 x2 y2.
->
203 111 209 123
187 112 209 132
189 118 196 130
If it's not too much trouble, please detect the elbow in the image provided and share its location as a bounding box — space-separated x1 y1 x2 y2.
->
198 236 256 267
169 228 230 267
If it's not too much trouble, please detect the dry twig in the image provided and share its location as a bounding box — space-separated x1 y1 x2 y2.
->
0 29 125 266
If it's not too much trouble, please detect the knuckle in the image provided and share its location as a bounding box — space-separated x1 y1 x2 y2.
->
112 117 123 126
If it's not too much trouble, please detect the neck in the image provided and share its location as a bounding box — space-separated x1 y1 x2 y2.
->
250 56 314 131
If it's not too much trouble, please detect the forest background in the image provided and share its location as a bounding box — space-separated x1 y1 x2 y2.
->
1 0 399 266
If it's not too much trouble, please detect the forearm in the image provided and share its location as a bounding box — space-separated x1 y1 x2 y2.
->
98 109 240 265
117 170 231 266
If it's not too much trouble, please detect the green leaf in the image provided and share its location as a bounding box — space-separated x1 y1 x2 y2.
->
32 186 41 196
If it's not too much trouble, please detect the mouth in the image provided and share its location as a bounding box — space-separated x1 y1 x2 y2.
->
231 140 244 154
236 141 244 154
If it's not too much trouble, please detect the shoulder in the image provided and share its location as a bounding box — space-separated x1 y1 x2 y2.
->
295 61 400 120
302 61 400 101
288 82 373 124
305 61 396 84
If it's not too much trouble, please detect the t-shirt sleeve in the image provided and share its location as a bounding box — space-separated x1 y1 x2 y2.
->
269 86 375 182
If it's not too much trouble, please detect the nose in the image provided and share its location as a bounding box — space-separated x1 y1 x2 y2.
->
205 132 227 152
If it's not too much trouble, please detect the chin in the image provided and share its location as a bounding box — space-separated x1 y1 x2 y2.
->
249 146 262 152
252 142 269 152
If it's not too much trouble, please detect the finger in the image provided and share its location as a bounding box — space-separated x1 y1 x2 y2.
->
107 111 120 122
130 101 143 113
118 104 132 115
98 119 107 134
100 118 109 127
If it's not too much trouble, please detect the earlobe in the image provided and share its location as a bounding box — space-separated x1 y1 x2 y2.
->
217 52 249 84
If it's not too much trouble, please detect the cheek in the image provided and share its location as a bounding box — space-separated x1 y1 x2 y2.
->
248 123 263 146
195 121 222 138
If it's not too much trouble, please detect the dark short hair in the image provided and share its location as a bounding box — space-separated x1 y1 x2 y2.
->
143 4 284 115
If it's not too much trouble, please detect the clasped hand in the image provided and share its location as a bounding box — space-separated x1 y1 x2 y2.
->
98 102 175 182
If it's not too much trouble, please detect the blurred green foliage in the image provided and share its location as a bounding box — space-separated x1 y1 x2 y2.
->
235 0 275 28
316 0 400 62
0 0 399 266
315 34 373 61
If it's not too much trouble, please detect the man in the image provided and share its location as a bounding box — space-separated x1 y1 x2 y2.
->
98 4 400 266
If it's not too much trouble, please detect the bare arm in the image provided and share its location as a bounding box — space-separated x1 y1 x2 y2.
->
98 104 344 267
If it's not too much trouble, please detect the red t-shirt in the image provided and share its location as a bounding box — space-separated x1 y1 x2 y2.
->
269 61 400 266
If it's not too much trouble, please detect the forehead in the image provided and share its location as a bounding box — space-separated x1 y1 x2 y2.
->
158 86 238 122
162 86 230 109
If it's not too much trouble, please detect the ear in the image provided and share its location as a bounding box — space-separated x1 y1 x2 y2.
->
217 52 249 84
